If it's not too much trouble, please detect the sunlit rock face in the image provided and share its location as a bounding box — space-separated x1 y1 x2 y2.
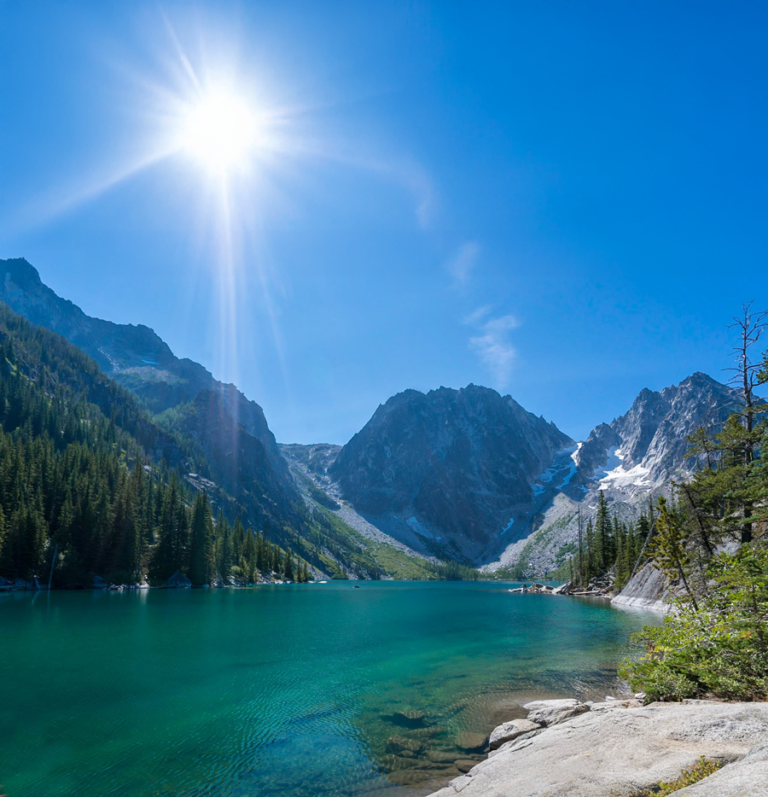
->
493 373 743 576
330 385 574 564
572 372 739 499
0 257 291 487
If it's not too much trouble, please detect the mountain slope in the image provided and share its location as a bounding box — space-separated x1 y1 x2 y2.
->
570 372 738 497
0 259 447 580
492 372 742 576
0 301 247 585
0 258 287 481
329 385 574 564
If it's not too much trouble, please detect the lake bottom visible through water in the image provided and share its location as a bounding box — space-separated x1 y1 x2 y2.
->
0 581 659 797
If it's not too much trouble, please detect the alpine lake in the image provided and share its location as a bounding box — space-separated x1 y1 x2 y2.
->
0 581 659 797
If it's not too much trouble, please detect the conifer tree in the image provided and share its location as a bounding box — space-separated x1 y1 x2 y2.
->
241 527 256 583
216 513 233 582
189 491 215 586
594 491 612 571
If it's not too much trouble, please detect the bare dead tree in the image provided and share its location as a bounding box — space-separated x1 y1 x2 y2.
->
726 302 768 543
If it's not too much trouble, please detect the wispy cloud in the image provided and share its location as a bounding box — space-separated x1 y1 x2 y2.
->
445 241 480 286
464 309 520 387
462 304 491 325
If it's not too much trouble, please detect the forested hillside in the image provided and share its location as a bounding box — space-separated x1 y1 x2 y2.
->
0 304 456 586
0 303 313 586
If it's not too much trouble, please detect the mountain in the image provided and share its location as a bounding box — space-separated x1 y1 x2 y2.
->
0 258 445 581
0 258 744 579
0 258 286 480
327 385 574 563
493 372 742 575
570 372 738 497
0 300 240 586
291 375 742 574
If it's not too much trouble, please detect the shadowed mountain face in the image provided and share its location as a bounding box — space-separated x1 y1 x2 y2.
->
330 385 574 563
0 258 287 478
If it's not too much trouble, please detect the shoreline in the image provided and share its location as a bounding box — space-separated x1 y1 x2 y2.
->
425 697 768 797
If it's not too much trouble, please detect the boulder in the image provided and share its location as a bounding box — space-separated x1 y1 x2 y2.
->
589 699 643 711
489 718 541 750
166 570 192 588
454 759 477 773
455 732 488 752
523 698 589 727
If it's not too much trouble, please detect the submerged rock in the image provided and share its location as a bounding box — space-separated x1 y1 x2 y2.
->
386 736 423 755
427 751 459 764
455 732 487 752
390 709 426 728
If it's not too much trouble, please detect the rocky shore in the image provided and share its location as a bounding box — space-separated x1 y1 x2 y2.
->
427 698 768 796
509 560 672 613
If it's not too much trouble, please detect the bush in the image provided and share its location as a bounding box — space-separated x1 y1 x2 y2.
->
620 546 768 701
634 757 723 796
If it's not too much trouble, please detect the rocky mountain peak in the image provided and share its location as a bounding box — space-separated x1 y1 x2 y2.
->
330 384 573 563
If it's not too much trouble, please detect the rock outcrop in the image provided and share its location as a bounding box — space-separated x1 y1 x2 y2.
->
523 698 590 726
488 718 540 750
429 700 768 797
612 560 672 612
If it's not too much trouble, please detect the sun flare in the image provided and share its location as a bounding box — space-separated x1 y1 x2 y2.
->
181 91 259 175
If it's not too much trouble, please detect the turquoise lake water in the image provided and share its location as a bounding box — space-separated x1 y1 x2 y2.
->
0 582 657 797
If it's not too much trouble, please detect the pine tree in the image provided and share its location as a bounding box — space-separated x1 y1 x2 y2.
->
594 491 612 571
216 514 233 582
241 528 256 583
650 497 698 609
585 519 595 582
189 491 215 586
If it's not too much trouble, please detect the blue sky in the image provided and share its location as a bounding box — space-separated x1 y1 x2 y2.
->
1 1 767 444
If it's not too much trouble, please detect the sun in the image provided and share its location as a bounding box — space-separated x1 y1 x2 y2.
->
181 90 259 175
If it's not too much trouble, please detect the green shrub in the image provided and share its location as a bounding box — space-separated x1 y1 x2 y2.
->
620 546 768 701
634 757 723 796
